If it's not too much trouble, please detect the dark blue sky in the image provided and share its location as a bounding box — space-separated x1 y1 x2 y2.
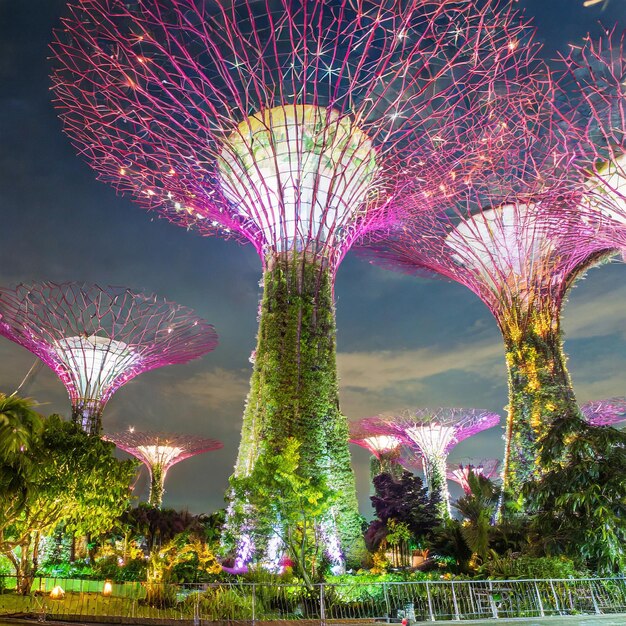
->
0 0 625 515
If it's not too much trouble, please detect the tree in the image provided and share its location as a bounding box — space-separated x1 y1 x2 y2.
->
227 438 337 588
365 471 439 566
453 472 500 563
0 394 42 514
525 418 626 574
0 415 137 593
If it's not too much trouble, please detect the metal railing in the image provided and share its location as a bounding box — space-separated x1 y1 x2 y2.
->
1 575 626 622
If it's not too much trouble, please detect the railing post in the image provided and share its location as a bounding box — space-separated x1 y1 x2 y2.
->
549 579 562 615
425 580 435 622
252 583 256 626
451 581 460 621
488 581 498 619
533 581 545 617
383 582 391 623
320 583 326 626
588 580 601 615
194 587 200 626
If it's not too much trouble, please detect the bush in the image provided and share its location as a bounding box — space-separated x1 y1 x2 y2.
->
480 554 585 579
92 555 147 582
188 587 255 619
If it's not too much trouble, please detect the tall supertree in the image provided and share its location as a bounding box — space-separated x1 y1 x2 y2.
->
51 0 537 565
0 283 217 435
105 430 223 507
349 417 402 480
375 409 500 517
447 459 501 495
580 398 626 427
363 69 617 499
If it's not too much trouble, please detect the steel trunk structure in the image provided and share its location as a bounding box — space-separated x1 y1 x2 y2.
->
105 431 223 507
374 408 500 518
0 283 217 435
51 0 536 566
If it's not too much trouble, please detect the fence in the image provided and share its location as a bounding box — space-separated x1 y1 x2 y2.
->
1 576 626 623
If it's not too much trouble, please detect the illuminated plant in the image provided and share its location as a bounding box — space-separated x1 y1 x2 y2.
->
363 70 616 499
376 409 500 517
349 417 403 480
579 398 626 427
0 283 217 435
105 430 223 507
52 0 538 565
447 459 501 495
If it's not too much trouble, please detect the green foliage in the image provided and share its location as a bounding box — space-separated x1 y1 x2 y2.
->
186 586 255 619
0 415 137 593
524 419 626 574
454 472 500 562
229 438 336 587
230 256 364 566
479 554 584 579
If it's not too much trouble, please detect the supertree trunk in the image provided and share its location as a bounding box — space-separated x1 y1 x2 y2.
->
500 306 581 498
71 401 104 437
370 454 403 481
149 464 166 509
422 453 450 519
233 253 364 567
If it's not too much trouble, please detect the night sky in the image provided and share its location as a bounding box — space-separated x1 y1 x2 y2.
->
1 0 625 516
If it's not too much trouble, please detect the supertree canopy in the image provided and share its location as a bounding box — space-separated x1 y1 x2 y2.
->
580 398 626 427
447 459 501 495
0 283 218 435
375 409 500 517
362 70 617 500
105 430 223 507
51 0 539 566
349 417 403 480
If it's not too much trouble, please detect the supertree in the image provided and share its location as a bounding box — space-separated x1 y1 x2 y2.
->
362 69 618 499
51 0 537 565
0 283 218 435
375 409 500 517
105 430 223 507
349 417 403 480
447 459 501 495
579 398 626 427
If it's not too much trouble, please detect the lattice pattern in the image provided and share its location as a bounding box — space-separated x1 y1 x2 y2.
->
0 283 218 434
580 398 626 427
51 0 540 271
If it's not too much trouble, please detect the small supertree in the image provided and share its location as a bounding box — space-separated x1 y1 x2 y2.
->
349 418 403 480
447 459 501 495
580 398 626 427
0 283 217 435
51 0 536 566
376 409 500 518
105 430 223 507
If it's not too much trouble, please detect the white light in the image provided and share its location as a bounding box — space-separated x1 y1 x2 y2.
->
218 105 378 252
445 203 552 297
363 435 401 453
588 153 626 226
137 444 184 467
54 335 138 401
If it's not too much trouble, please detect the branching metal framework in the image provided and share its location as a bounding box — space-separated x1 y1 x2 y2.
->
580 398 626 427
363 69 617 498
555 35 626 255
105 430 223 507
447 459 501 494
0 283 218 435
349 417 402 479
51 0 542 565
375 409 500 517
